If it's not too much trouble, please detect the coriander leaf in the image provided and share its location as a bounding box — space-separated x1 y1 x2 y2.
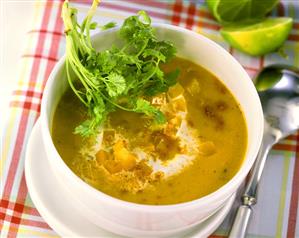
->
97 51 117 73
119 11 155 45
90 22 98 29
165 68 180 86
155 67 164 80
154 41 177 61
153 110 167 124
100 22 117 30
74 117 103 137
142 49 166 62
144 81 168 96
137 10 151 25
134 98 166 124
134 98 154 114
105 73 126 97
75 119 94 137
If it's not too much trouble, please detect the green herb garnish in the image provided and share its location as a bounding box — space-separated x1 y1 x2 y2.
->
62 0 178 137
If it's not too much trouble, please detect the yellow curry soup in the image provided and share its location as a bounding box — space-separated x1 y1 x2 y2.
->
52 57 247 205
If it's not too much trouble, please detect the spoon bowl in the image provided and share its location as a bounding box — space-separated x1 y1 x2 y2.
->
257 65 299 141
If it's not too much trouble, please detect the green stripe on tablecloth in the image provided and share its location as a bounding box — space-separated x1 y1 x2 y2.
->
275 151 292 237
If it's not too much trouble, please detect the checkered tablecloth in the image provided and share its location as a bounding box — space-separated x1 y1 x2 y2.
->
1 0 299 237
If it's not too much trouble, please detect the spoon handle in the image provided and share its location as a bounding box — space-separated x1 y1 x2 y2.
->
229 131 275 238
242 134 274 202
228 205 252 238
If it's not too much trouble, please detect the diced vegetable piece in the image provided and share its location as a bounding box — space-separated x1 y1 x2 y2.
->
151 93 167 106
186 78 200 96
95 141 137 173
198 141 216 156
167 83 184 99
104 161 124 174
142 144 156 153
171 95 187 112
113 140 137 171
153 133 180 160
135 160 153 176
164 116 182 136
103 129 116 144
95 150 110 165
95 149 123 173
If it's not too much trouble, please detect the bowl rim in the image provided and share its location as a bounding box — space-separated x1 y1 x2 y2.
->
41 23 264 212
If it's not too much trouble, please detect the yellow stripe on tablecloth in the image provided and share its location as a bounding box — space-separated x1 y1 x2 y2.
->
196 30 224 44
1 109 19 175
1 1 42 175
280 43 299 67
212 229 273 238
1 223 58 238
280 139 298 145
17 81 43 90
288 2 295 19
293 43 299 66
275 152 291 238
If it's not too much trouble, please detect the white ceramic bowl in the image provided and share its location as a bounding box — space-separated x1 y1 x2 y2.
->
41 24 263 237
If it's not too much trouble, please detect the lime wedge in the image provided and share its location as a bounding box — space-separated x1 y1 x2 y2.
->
220 17 293 56
206 0 279 24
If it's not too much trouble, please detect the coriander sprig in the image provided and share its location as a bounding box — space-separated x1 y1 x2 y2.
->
62 0 179 137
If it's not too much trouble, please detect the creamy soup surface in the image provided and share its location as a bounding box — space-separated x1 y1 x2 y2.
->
52 57 247 205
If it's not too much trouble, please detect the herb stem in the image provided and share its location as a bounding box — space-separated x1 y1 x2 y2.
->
62 0 177 137
66 59 88 106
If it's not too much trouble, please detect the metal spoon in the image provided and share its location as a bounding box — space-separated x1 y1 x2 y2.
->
229 65 299 238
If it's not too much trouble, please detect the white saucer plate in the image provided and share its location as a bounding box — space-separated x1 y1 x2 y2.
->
25 119 235 237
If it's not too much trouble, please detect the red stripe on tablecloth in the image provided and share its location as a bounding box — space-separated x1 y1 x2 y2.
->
294 22 299 30
197 21 220 31
7 1 64 236
288 34 299 41
287 131 299 238
10 101 41 113
2 111 30 201
8 173 28 235
259 56 264 70
28 29 64 36
287 134 297 141
0 199 39 216
208 235 226 238
243 66 259 72
1 213 51 230
22 54 58 62
273 143 298 152
185 3 196 30
171 1 183 26
1 0 53 236
277 2 285 17
42 6 64 89
196 9 215 21
13 90 43 99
